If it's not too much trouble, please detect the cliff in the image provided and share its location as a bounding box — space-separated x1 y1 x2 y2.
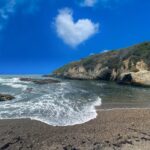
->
53 42 150 86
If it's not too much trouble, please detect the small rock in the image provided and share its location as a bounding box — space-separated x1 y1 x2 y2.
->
63 145 78 150
93 142 100 145
0 94 15 102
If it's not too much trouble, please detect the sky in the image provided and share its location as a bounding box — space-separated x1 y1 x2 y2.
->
0 0 150 74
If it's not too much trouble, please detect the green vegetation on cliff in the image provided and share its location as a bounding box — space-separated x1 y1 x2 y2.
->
54 42 150 75
121 42 150 66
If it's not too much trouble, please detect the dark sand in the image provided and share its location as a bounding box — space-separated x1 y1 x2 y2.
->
1 109 150 150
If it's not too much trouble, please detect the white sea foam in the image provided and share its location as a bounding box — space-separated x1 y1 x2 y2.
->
31 96 101 126
0 77 20 83
2 83 28 90
0 80 102 126
0 77 28 90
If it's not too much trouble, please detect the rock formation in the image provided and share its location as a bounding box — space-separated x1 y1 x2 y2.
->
0 94 15 101
53 42 150 87
19 78 60 84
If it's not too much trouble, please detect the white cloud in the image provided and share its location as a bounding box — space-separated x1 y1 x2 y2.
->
54 8 99 47
0 0 39 30
101 49 109 53
80 0 123 7
81 0 97 7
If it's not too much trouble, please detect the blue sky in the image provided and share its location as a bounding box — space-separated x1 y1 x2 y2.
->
0 0 150 74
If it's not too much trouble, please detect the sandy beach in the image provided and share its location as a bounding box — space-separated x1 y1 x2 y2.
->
0 108 150 150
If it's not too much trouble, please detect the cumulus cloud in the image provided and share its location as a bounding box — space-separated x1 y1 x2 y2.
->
54 8 99 47
81 0 97 7
0 0 39 30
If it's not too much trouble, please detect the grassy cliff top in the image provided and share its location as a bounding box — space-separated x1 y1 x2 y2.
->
54 42 150 74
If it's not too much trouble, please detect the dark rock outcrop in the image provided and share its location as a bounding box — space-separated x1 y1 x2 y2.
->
117 73 133 85
20 78 60 85
0 94 15 102
52 42 150 87
96 68 112 80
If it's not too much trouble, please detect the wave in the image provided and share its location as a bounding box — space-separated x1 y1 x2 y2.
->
0 80 102 126
0 77 28 90
0 77 20 83
0 95 101 126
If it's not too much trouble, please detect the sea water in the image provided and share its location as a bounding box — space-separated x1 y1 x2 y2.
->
0 75 150 126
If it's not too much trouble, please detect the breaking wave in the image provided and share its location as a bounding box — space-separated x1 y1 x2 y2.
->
0 77 28 90
0 77 102 126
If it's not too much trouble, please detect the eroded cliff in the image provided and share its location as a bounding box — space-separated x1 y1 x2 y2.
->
53 42 150 86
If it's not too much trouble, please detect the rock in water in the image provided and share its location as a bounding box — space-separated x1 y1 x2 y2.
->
20 78 60 84
52 42 150 87
0 94 15 102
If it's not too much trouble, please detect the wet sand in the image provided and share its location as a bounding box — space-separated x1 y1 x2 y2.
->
0 109 150 150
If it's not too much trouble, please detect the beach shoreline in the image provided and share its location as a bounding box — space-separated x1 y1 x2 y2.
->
0 108 150 150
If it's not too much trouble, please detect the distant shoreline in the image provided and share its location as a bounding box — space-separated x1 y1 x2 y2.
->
1 108 150 149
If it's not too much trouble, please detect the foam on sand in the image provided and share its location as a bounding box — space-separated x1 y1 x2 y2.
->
0 80 102 126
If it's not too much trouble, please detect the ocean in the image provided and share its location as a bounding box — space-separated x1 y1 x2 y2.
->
0 75 150 126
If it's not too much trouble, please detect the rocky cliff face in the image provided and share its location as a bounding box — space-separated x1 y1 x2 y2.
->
53 42 150 86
